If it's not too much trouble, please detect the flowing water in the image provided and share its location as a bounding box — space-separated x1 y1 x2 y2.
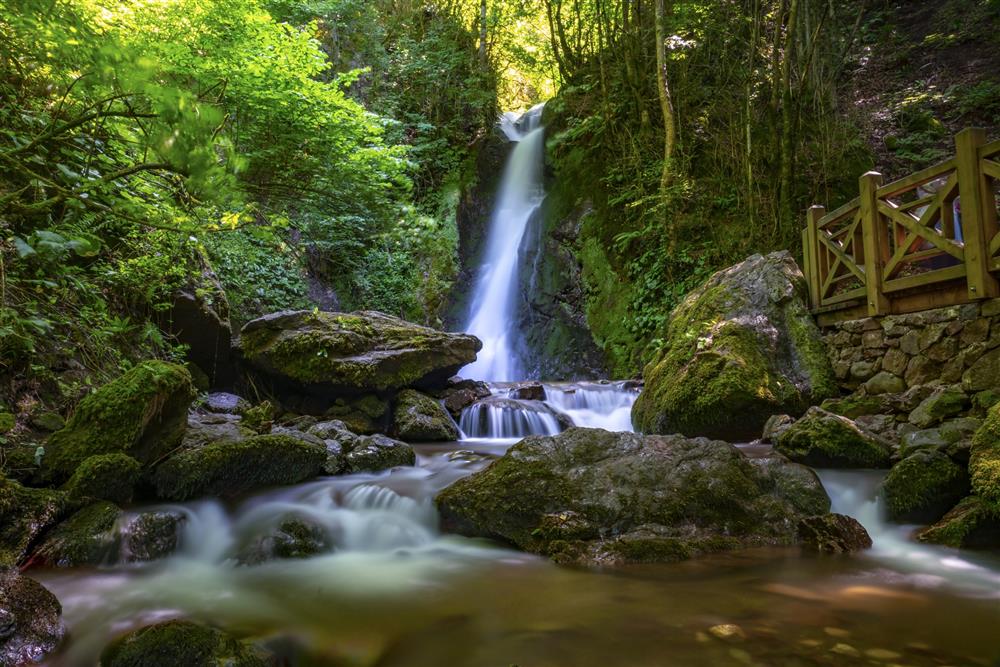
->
33 107 1000 665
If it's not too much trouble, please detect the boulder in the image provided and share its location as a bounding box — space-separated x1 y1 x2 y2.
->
509 382 546 401
31 502 121 568
0 475 66 568
819 395 884 419
773 407 892 468
907 386 969 429
204 393 249 415
962 347 1000 392
970 402 1000 512
392 390 459 441
182 413 255 449
899 429 949 458
879 450 970 523
64 453 142 505
918 496 1000 549
29 411 64 432
119 511 187 563
0 570 65 666
436 428 830 565
45 361 194 480
760 414 793 443
864 371 905 395
238 518 330 565
441 388 483 418
100 620 269 667
151 435 325 501
797 514 872 553
345 434 416 473
238 310 481 394
631 252 837 441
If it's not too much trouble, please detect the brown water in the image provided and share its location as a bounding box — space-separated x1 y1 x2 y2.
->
33 437 1000 666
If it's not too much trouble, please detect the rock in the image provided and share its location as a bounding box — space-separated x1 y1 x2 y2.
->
750 455 831 515
0 412 14 434
864 371 905 395
238 518 330 565
918 496 1000 549
0 475 66 568
939 417 981 444
182 412 255 449
899 429 948 458
880 450 970 523
45 361 194 480
797 513 872 553
0 570 65 666
392 389 459 441
509 382 546 401
760 414 793 443
819 395 884 419
849 361 875 382
881 348 910 377
99 620 269 667
203 393 249 415
152 435 325 501
345 434 415 473
29 411 64 432
773 407 892 468
631 252 837 441
241 401 275 433
889 384 937 412
119 511 186 562
442 388 481 418
238 310 481 394
64 453 142 505
970 403 1000 512
973 389 1000 413
32 502 121 567
436 428 831 565
963 347 1000 392
460 396 572 435
908 386 969 429
905 356 941 388
323 395 387 435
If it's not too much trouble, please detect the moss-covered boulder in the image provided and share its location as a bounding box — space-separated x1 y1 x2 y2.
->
345 434 415 473
773 407 892 468
0 475 67 568
100 620 269 667
918 496 1000 549
970 402 1000 512
0 569 65 666
151 434 325 501
879 450 970 523
436 427 830 565
32 501 121 568
908 386 970 429
797 514 872 553
45 361 194 480
64 453 142 505
119 511 186 563
631 252 837 441
392 389 460 441
323 395 387 434
237 518 330 565
238 310 481 393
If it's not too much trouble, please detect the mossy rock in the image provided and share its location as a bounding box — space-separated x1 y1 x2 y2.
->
238 310 481 392
970 402 1000 512
0 474 67 568
45 361 194 481
392 389 459 441
773 407 892 469
908 386 970 429
237 518 330 565
436 427 830 566
32 501 121 568
820 395 884 419
0 570 65 666
797 513 872 553
323 395 387 434
151 434 325 501
29 411 65 432
119 511 186 563
100 620 269 667
0 412 15 434
240 401 275 433
918 496 1000 549
344 434 415 473
631 252 837 441
64 453 142 505
879 450 970 523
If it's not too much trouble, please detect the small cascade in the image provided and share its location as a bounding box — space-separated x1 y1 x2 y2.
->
459 397 562 440
462 104 547 382
544 382 638 432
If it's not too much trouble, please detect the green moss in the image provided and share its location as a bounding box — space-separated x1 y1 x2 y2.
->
45 361 194 480
0 412 15 433
64 453 142 505
152 434 325 501
773 408 891 468
100 620 268 667
820 395 884 419
0 474 67 567
879 450 969 523
35 501 120 567
241 401 275 433
970 403 1000 512
918 496 1000 549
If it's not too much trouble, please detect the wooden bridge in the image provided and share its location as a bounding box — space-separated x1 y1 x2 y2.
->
802 128 1000 326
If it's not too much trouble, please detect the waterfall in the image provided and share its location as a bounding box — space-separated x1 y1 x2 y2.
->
461 104 546 382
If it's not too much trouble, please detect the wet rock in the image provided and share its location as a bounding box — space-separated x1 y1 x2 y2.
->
270 426 326 448
392 389 459 441
918 496 1000 549
441 388 482 418
436 427 831 565
120 511 187 562
509 382 546 401
631 252 837 441
32 501 121 568
908 386 969 429
29 411 64 432
0 475 67 568
962 347 1000 392
64 453 142 505
750 455 831 516
760 414 793 443
240 401 275 433
0 569 65 666
323 395 387 434
819 395 884 419
204 392 249 415
880 450 970 523
345 434 415 473
798 513 872 553
970 402 1000 513
238 518 330 565
773 407 892 468
183 412 255 449
238 310 481 393
899 429 948 458
45 361 194 481
99 620 269 667
152 434 326 501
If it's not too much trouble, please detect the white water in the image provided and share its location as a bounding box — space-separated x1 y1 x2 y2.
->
461 104 546 382
818 470 1000 599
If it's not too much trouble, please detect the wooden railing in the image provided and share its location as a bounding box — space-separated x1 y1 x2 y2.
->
803 128 1000 323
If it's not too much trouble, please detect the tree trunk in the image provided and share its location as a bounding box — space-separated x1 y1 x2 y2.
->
655 0 677 192
478 0 488 64
778 0 801 235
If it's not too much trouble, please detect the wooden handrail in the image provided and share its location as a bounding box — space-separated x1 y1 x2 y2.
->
803 128 1000 323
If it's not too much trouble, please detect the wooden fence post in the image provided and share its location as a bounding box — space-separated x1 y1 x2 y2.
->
956 127 1000 300
805 205 824 308
859 171 889 316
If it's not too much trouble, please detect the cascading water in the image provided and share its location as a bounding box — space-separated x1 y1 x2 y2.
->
461 104 546 382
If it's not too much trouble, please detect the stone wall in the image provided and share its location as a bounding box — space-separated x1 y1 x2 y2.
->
822 299 1000 400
